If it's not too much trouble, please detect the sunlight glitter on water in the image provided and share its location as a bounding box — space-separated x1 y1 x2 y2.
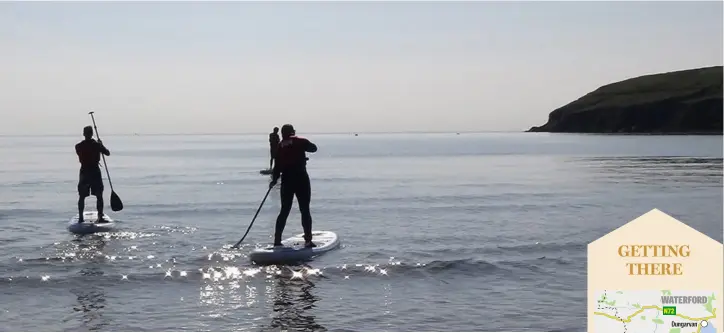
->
245 285 258 307
2 259 404 294
205 250 246 263
197 269 323 310
223 266 241 279
243 268 261 277
157 225 198 234
290 270 304 280
104 231 158 239
186 261 388 328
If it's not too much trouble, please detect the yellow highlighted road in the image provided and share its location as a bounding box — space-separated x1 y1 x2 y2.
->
593 306 716 333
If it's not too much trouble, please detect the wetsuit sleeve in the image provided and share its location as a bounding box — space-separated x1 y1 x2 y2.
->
97 141 110 156
272 158 281 182
303 139 317 153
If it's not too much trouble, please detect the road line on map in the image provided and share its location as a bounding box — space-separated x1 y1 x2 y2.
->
593 305 716 325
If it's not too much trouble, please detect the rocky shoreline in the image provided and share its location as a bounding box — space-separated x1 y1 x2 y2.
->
527 66 723 134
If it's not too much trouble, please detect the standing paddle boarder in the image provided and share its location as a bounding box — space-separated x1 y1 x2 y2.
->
75 125 111 223
268 127 280 170
269 124 318 248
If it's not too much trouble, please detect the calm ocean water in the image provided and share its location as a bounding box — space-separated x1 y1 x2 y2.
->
0 132 722 332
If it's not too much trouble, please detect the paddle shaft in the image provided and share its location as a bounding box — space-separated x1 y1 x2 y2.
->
88 112 114 191
232 185 273 249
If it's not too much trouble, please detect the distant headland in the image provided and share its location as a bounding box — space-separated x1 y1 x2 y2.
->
527 66 723 134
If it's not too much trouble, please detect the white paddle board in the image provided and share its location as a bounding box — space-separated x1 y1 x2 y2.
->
68 211 115 234
249 231 340 265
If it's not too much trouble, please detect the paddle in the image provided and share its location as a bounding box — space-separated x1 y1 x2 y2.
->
232 185 273 249
88 111 124 212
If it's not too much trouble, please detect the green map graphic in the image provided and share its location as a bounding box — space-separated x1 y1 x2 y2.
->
593 290 718 333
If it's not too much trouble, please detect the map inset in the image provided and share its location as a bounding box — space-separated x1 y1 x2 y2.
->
593 290 718 333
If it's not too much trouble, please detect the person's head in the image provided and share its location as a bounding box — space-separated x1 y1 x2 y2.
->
281 124 295 139
273 127 279 133
83 126 93 139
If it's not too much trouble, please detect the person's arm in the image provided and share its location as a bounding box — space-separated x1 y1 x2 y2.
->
303 138 317 153
97 140 110 156
272 166 280 183
271 144 281 183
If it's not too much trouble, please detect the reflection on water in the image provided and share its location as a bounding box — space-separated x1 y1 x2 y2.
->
268 268 325 332
71 266 109 331
71 284 108 331
576 157 723 184
72 234 106 249
196 263 327 332
67 234 110 331
578 156 722 170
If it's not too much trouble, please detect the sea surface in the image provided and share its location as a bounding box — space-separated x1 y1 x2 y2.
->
0 132 722 332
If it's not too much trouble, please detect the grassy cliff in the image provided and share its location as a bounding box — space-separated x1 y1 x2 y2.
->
527 66 723 134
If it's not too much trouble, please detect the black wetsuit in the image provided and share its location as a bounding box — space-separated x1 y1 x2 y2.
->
269 132 280 169
75 138 110 217
271 136 317 244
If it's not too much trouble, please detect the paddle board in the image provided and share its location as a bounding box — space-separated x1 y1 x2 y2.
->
259 169 273 175
68 211 115 234
249 231 340 265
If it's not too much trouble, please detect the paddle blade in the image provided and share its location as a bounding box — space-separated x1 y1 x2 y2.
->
110 191 123 211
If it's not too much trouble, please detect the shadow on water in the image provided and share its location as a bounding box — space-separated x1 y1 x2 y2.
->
266 268 326 332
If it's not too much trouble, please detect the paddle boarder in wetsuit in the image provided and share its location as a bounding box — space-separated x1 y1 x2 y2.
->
269 124 318 248
75 126 110 223
269 127 280 170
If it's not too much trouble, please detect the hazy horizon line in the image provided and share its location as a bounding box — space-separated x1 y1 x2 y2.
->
0 130 535 138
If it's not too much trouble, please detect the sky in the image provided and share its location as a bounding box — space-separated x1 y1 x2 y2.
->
0 1 722 135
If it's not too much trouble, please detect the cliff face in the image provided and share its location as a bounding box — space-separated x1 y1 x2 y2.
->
527 66 723 134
